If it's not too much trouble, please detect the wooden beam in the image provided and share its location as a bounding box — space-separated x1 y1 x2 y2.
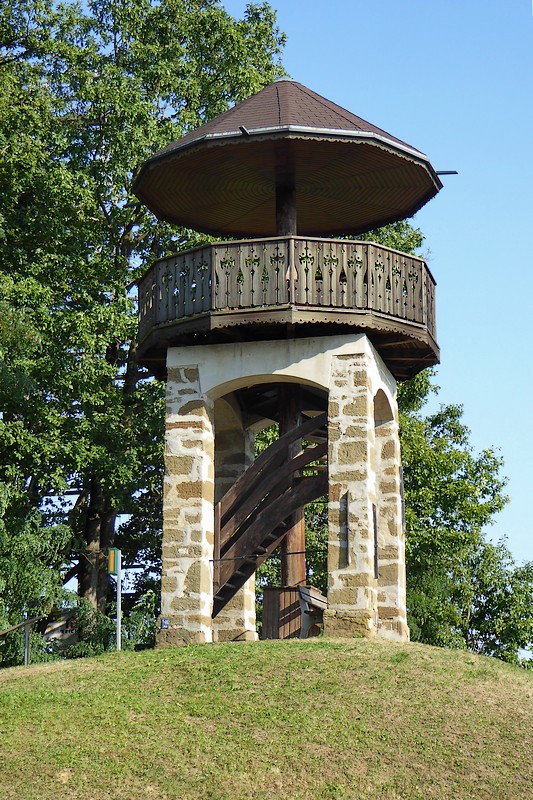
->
276 182 297 236
218 473 327 587
278 384 306 587
219 411 327 523
219 441 327 550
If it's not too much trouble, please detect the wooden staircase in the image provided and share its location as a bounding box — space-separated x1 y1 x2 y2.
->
212 412 328 617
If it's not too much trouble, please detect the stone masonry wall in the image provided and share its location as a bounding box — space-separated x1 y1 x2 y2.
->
157 365 215 647
375 414 409 641
212 396 257 642
324 353 379 637
159 336 409 646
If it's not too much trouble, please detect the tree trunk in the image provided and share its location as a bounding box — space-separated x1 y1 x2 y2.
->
78 476 116 612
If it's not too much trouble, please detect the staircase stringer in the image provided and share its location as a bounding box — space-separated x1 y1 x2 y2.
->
212 413 328 618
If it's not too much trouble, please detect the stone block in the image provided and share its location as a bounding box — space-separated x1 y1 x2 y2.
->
344 425 368 438
339 572 375 589
351 370 371 388
328 401 340 418
323 609 374 638
174 480 209 500
377 605 403 621
213 629 258 643
170 596 200 612
165 454 195 476
379 545 400 560
166 367 185 384
327 587 357 606
156 615 211 647
161 576 178 594
184 367 200 382
329 469 367 483
327 543 344 570
378 563 401 584
380 440 396 459
164 543 205 560
184 560 212 595
387 517 401 535
377 619 410 643
179 399 210 416
337 440 368 465
342 397 368 417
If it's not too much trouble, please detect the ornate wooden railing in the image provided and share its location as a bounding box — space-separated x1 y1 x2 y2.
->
138 236 436 343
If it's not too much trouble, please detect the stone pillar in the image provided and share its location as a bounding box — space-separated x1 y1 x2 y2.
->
323 353 378 637
212 396 257 642
375 411 409 642
157 365 215 647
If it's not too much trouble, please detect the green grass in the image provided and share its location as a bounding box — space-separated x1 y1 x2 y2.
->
0 638 531 800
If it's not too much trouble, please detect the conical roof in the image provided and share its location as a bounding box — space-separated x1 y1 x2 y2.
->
133 79 441 237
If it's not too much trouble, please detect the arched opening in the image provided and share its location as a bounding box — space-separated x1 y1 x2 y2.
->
212 380 328 639
373 388 394 427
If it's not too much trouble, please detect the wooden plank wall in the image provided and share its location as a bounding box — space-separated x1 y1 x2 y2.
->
213 239 291 310
138 245 214 341
261 587 302 640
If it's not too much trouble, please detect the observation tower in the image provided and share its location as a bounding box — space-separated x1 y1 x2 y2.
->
134 80 441 645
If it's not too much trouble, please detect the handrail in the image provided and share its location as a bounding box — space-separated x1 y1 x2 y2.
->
0 615 46 639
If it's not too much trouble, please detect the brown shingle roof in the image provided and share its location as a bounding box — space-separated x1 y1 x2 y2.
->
158 79 420 157
133 79 441 237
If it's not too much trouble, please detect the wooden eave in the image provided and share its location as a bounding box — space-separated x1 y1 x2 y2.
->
137 305 439 383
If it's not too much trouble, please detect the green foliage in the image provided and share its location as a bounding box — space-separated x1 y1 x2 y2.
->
63 599 116 659
303 497 328 593
358 219 425 254
0 627 59 669
0 0 286 626
122 589 157 650
0 482 72 668
399 373 533 663
460 540 533 664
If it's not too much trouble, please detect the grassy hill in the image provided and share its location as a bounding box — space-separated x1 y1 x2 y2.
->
0 638 531 800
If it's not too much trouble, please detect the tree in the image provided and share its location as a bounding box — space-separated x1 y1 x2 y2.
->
2 3 529 666
399 375 532 663
0 0 286 629
460 540 533 663
0 58 84 654
254 225 532 664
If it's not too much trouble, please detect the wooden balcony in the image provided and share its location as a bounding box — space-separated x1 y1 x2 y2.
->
137 237 439 380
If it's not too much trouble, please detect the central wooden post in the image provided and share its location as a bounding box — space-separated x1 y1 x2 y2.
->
275 141 297 236
278 384 306 586
276 182 297 236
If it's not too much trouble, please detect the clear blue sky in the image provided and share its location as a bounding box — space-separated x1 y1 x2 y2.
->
224 0 533 566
